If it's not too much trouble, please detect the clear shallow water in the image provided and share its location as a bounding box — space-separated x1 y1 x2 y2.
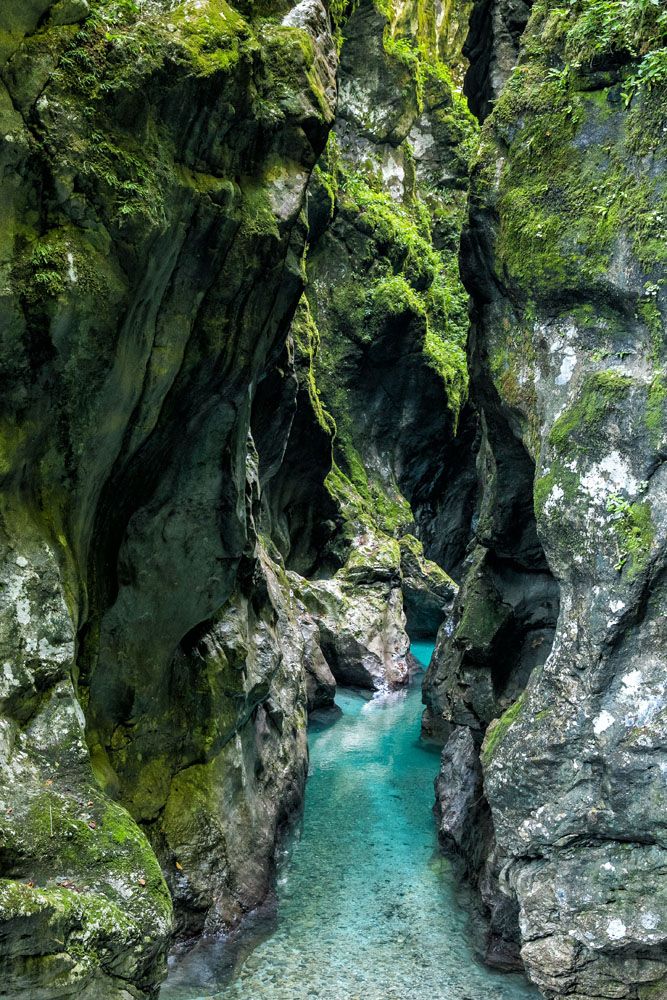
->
162 643 539 1000
411 639 437 669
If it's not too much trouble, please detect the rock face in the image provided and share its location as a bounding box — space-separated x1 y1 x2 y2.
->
0 0 337 991
0 0 475 995
429 2 667 998
3 0 666 997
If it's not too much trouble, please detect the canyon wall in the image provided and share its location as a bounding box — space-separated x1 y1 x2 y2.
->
430 1 667 997
1 0 666 998
0 0 471 995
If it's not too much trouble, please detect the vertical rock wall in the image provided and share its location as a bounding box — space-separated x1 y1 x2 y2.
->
0 0 338 992
431 2 667 997
0 0 477 994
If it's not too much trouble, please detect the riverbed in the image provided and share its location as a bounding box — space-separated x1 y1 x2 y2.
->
162 643 539 999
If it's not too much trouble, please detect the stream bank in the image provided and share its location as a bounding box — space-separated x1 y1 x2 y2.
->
162 644 538 999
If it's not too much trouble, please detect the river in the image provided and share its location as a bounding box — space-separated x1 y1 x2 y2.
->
162 642 539 999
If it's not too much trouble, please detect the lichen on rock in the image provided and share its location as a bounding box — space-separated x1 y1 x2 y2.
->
430 1 667 996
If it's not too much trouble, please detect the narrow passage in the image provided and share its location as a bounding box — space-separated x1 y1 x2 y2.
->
163 643 539 999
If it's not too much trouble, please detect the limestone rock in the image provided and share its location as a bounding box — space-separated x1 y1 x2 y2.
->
0 0 338 990
438 2 667 996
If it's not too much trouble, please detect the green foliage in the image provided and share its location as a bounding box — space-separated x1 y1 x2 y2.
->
565 0 667 67
423 331 468 426
606 493 653 577
83 131 170 227
485 1 667 297
27 241 66 299
370 274 426 317
170 0 251 77
16 227 112 307
342 171 439 287
336 169 470 422
624 46 667 101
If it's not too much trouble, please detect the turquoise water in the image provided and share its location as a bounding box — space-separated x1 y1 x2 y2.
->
162 643 538 1000
411 639 437 670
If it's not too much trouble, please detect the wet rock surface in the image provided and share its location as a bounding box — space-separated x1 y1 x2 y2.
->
0 0 475 994
1 0 666 997
428 2 667 997
0 0 338 991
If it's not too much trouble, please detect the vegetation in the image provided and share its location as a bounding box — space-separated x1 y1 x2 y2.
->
331 165 471 426
534 461 581 519
482 694 526 764
482 0 667 298
606 493 654 578
646 373 667 446
549 371 633 453
289 0 479 542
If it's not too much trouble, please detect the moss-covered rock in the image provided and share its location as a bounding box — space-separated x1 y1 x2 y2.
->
0 0 338 991
451 0 667 995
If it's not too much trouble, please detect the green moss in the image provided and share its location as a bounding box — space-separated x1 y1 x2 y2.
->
483 2 667 297
311 133 340 222
46 0 334 235
423 330 468 426
240 182 280 239
482 693 526 764
0 878 141 973
378 0 480 156
549 370 633 454
15 225 119 305
49 14 173 229
13 785 169 906
325 442 414 537
457 591 510 650
334 168 469 422
341 171 439 286
170 0 251 77
291 297 337 438
563 0 666 71
287 0 477 549
638 295 664 364
606 494 654 579
261 24 333 123
371 273 426 318
646 372 667 446
534 461 580 518
488 315 539 429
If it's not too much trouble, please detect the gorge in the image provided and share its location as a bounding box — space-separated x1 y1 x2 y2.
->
162 643 540 999
0 1 665 999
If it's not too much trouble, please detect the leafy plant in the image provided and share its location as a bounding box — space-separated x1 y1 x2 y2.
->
565 0 667 66
606 492 653 576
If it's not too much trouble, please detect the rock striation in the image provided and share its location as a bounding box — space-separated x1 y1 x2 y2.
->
1 0 666 997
